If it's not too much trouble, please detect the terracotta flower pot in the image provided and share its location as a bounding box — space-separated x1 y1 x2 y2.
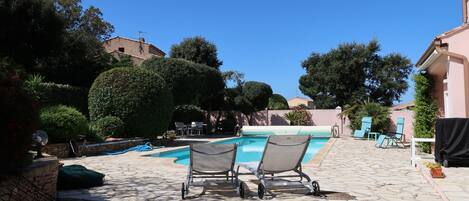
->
430 167 444 178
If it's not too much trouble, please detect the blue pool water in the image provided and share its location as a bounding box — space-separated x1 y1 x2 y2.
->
151 136 329 165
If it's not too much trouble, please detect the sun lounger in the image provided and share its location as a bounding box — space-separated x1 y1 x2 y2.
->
375 117 405 148
238 135 320 199
353 117 372 138
181 143 245 199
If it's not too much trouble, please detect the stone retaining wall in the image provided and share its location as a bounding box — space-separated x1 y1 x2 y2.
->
0 157 59 201
44 139 147 158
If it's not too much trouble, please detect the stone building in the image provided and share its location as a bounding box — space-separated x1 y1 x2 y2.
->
103 36 165 65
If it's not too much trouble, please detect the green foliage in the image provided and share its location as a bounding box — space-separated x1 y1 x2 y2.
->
1 0 114 87
39 105 88 143
172 105 206 123
88 67 174 138
142 57 224 106
40 0 114 87
268 94 289 110
413 73 437 153
0 59 39 172
23 74 45 100
219 112 238 133
347 102 391 132
110 55 135 69
284 107 311 125
90 116 125 138
170 36 223 69
299 40 412 108
235 81 273 124
0 0 64 70
37 83 89 115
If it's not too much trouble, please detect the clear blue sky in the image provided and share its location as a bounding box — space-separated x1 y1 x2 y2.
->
83 0 463 105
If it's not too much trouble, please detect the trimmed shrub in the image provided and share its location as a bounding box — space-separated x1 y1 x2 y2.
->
172 105 205 124
40 105 88 143
268 94 289 110
90 116 125 138
1 59 39 172
414 74 438 153
88 67 173 138
141 57 224 106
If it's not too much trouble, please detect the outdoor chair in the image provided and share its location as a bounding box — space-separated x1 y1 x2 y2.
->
238 135 320 199
175 122 187 136
181 143 245 199
375 117 405 148
353 117 372 139
191 121 204 135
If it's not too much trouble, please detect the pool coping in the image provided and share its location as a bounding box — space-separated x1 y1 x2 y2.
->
144 136 335 167
305 137 337 167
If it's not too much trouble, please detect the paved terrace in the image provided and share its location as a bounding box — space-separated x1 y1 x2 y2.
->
59 136 449 201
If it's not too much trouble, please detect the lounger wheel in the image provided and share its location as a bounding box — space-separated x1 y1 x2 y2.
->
181 183 187 199
258 183 266 199
311 181 320 196
238 181 246 198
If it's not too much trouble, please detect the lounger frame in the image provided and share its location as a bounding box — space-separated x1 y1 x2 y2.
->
238 135 320 199
182 144 244 199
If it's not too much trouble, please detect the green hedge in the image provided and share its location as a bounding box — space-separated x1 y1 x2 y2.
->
39 105 88 143
268 94 289 110
90 116 125 138
141 57 224 106
88 67 174 138
37 83 88 115
413 74 438 153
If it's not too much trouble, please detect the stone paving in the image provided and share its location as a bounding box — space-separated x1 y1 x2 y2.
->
58 136 447 201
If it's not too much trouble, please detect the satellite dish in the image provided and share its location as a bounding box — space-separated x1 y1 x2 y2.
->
32 130 48 146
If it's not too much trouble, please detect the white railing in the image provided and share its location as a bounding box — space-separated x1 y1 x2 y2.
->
410 136 435 167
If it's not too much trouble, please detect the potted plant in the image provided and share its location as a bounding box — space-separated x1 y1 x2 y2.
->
425 162 445 178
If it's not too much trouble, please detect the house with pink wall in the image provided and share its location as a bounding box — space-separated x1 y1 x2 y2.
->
416 0 469 118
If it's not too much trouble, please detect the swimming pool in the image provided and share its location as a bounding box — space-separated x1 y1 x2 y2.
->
151 136 329 165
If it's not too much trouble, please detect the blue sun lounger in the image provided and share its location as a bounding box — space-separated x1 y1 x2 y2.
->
353 117 372 138
376 117 405 148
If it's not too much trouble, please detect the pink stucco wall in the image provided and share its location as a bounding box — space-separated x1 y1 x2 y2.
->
427 27 469 118
211 109 414 141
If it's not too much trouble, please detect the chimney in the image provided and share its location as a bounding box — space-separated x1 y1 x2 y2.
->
464 0 469 24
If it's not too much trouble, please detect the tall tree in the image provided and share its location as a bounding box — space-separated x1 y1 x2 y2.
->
170 36 223 69
0 0 64 70
39 0 114 87
299 40 412 108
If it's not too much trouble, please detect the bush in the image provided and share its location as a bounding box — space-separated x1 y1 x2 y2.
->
219 112 238 132
172 105 205 123
88 67 173 138
24 78 89 115
1 58 39 172
141 57 224 106
90 116 125 138
38 83 89 115
414 74 438 153
40 105 88 143
284 107 312 125
349 102 390 132
268 94 289 110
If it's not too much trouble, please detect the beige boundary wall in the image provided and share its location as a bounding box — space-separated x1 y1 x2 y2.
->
212 109 414 142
